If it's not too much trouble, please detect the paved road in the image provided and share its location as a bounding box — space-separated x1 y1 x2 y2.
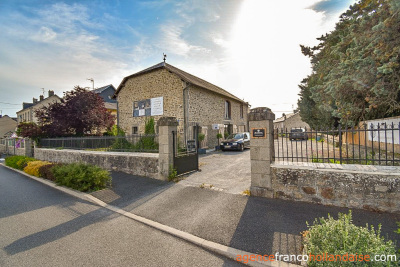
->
0 165 243 267
94 171 400 264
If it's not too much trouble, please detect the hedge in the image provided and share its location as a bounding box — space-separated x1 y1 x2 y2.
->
5 155 35 170
52 163 111 192
4 155 111 192
24 160 51 177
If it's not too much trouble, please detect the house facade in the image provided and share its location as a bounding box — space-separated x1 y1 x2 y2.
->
274 112 310 130
114 62 249 148
16 90 61 124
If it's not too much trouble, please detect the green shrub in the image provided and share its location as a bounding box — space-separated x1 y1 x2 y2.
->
38 163 61 181
303 211 397 266
5 155 35 170
24 160 51 177
52 163 112 192
134 135 159 151
110 137 134 151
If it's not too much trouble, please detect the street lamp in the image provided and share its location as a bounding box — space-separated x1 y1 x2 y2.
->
87 78 94 90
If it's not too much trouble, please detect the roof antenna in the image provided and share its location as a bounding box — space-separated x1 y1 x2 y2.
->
163 53 167 63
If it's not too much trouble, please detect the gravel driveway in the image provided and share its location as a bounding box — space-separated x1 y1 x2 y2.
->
178 149 251 194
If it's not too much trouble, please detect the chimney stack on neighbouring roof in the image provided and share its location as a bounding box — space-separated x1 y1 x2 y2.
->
33 98 38 103
40 95 44 101
48 90 54 97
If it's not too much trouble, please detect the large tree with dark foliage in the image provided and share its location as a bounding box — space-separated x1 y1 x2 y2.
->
35 86 115 137
298 0 400 128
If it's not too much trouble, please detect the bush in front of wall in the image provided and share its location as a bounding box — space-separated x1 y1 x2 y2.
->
5 155 36 170
38 163 62 181
52 163 112 192
24 160 51 177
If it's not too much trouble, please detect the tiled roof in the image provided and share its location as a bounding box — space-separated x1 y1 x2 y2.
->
274 112 296 123
114 62 247 104
92 84 116 94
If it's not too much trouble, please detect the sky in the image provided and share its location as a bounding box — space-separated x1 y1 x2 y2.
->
0 0 356 118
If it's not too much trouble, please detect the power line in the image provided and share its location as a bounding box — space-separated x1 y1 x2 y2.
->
0 101 20 105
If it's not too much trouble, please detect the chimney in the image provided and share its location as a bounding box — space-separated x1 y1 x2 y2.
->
40 95 44 101
33 98 38 103
48 90 54 97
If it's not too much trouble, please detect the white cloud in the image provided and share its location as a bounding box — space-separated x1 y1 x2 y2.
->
160 23 210 57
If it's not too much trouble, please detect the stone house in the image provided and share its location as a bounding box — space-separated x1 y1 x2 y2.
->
113 62 249 148
16 90 61 124
0 115 17 138
274 112 310 131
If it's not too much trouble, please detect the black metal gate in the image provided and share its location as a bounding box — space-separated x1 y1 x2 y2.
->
172 124 199 176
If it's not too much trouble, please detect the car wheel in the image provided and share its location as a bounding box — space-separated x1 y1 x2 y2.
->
239 144 244 151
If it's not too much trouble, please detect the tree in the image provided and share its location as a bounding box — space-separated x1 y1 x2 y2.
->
298 0 400 127
16 122 42 140
35 86 115 137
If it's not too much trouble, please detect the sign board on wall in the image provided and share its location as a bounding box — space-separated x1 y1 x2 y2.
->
251 128 266 139
133 96 164 117
212 124 219 130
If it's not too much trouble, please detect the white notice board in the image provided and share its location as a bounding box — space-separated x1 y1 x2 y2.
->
151 97 163 116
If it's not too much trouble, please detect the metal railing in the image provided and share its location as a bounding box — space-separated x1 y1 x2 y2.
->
274 123 400 166
39 135 159 153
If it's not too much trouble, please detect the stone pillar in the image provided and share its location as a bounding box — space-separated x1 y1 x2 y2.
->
157 117 178 180
24 138 34 157
248 107 275 197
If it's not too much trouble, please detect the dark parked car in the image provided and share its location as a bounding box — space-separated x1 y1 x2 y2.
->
289 128 308 140
220 132 250 151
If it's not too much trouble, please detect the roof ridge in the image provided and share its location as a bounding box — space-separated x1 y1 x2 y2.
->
115 62 247 104
163 63 243 101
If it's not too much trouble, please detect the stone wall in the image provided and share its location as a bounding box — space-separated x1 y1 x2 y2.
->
0 138 32 157
271 163 400 213
34 148 160 179
188 85 248 148
117 68 185 135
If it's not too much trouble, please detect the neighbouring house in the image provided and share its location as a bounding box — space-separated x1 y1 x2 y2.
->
92 84 117 119
16 90 62 124
113 62 249 148
274 111 310 130
0 115 18 138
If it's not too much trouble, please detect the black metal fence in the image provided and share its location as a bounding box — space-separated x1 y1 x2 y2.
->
274 123 400 166
39 134 159 153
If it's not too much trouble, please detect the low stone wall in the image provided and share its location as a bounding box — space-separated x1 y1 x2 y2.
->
0 144 26 156
271 162 400 213
35 148 160 179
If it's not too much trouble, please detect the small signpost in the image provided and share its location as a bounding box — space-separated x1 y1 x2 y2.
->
251 128 266 139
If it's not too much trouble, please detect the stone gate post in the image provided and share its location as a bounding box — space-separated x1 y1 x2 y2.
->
248 107 275 197
157 117 178 180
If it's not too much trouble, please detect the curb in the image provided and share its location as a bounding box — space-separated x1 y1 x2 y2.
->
1 164 301 267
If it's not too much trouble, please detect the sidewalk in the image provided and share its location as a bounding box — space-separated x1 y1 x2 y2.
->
91 171 400 263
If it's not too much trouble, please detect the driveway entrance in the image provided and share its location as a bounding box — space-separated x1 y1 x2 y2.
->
178 149 251 194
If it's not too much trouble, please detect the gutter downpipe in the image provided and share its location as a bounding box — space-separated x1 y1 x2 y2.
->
183 82 191 146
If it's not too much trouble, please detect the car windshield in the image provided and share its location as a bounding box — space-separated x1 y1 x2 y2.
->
227 133 243 139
